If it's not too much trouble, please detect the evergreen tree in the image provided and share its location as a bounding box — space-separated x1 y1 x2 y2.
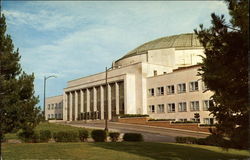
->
0 14 40 158
194 0 248 149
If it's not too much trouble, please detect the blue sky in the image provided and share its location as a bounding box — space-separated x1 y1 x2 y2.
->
2 1 230 108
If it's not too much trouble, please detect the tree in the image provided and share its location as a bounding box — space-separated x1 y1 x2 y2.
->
194 0 248 149
0 14 40 158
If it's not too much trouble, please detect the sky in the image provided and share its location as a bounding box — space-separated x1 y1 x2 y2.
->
2 1 230 109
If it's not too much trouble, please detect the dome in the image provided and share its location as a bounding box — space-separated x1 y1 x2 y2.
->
116 33 203 61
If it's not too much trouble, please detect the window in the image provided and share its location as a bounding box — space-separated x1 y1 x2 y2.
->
190 118 200 122
55 104 58 109
167 103 175 112
48 104 50 110
59 113 62 118
154 70 157 76
177 83 186 93
203 118 214 124
178 102 187 112
179 118 187 122
55 114 57 119
148 88 155 96
157 87 164 96
148 105 155 113
202 81 208 90
157 104 165 113
189 81 199 91
190 101 199 111
48 114 50 119
51 114 54 118
203 100 213 111
51 104 54 109
166 85 175 94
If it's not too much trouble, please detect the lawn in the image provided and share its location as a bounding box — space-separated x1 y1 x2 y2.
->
4 122 88 140
2 142 249 160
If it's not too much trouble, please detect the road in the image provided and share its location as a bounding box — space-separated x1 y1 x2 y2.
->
59 121 210 142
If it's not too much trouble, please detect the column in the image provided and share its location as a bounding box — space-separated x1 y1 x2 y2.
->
80 89 84 118
63 92 68 121
86 88 90 117
93 87 97 119
108 84 112 120
69 92 73 121
100 86 104 119
115 82 120 115
75 91 78 120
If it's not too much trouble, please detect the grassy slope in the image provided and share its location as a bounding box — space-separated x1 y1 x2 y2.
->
3 142 249 160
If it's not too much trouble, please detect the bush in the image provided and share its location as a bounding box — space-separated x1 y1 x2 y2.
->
175 136 198 144
53 131 79 142
18 130 40 143
109 132 120 142
119 114 149 118
39 130 52 142
91 130 107 142
79 129 89 142
123 133 143 142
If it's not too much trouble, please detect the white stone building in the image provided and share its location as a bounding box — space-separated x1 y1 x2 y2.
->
45 33 215 124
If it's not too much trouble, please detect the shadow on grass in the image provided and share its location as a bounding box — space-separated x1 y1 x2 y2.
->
90 142 249 160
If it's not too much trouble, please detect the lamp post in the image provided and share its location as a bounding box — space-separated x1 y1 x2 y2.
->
43 75 57 119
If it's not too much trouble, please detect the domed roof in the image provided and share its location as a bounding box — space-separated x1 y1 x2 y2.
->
117 33 203 61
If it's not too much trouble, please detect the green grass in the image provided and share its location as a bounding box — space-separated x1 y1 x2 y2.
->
2 142 249 160
4 122 89 140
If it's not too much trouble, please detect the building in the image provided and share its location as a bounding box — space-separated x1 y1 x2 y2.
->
46 95 63 120
45 33 215 124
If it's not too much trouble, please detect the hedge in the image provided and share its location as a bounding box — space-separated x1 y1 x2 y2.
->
123 133 143 142
40 130 52 142
53 131 79 142
79 129 89 142
91 130 107 142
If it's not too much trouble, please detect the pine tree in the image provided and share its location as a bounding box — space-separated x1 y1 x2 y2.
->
0 14 40 158
194 0 249 149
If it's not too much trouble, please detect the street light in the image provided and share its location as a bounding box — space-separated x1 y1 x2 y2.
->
43 75 57 119
104 67 109 132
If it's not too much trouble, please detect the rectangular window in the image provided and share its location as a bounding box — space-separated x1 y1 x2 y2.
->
190 101 200 111
189 81 199 91
55 114 57 119
48 114 50 118
48 104 50 110
148 105 155 113
203 100 213 111
203 118 214 124
51 114 54 118
166 85 175 94
157 104 165 113
202 81 208 90
190 118 200 122
51 104 54 109
178 102 187 112
177 83 186 93
157 87 164 96
148 88 155 96
179 118 187 122
167 103 175 112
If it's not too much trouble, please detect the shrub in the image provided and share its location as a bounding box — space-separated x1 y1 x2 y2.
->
148 119 173 121
119 114 149 118
79 129 89 142
91 130 107 142
123 133 143 142
39 130 52 142
175 136 198 144
18 130 40 143
109 132 120 142
53 131 79 142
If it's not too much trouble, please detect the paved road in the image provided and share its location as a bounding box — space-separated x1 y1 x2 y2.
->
60 121 210 142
